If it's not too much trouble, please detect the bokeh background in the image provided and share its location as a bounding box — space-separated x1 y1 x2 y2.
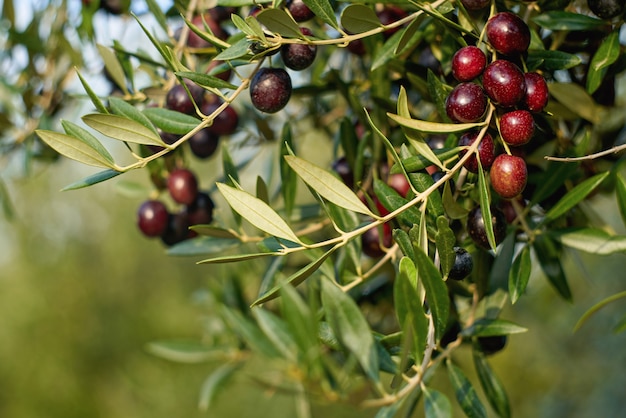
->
1 128 625 418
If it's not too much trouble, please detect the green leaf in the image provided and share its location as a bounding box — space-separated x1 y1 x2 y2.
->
257 8 302 38
340 4 381 33
302 0 339 30
426 69 452 123
532 11 606 31
414 246 449 341
284 155 374 216
97 44 128 94
473 351 511 418
146 340 227 363
215 37 252 60
508 245 531 304
108 97 159 136
142 107 200 135
616 173 626 228
461 318 528 337
549 83 602 124
61 169 122 191
533 235 572 301
82 114 164 146
529 161 579 207
423 386 453 418
388 113 484 134
280 124 297 218
167 237 241 256
253 247 336 306
371 29 404 71
321 278 379 382
394 257 428 362
397 148 461 173
408 172 445 218
0 177 14 220
477 162 496 250
216 182 303 244
526 49 582 71
144 0 168 32
373 179 421 225
197 251 280 264
447 361 487 418
220 307 281 358
191 225 239 239
198 364 240 412
436 216 456 280
574 291 626 332
587 30 621 94
252 308 298 361
176 70 237 90
542 172 609 224
613 314 626 334
279 283 319 360
393 229 415 262
396 12 427 55
551 227 626 255
35 130 116 169
443 180 468 219
76 71 108 114
61 120 115 165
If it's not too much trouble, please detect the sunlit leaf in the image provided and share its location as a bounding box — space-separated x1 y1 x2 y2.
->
76 70 108 114
167 237 241 256
549 83 602 124
551 227 626 255
473 350 511 418
198 251 280 264
423 386 453 418
215 38 251 60
394 257 428 362
542 172 609 224
82 114 164 146
477 162 496 250
302 0 339 30
508 245 531 304
108 97 159 135
97 44 128 94
321 278 379 382
388 113 484 134
144 0 168 32
447 361 487 418
198 364 240 412
285 155 374 216
527 49 582 71
280 124 297 218
176 70 237 90
461 318 528 337
414 246 449 341
61 120 115 165
532 11 605 31
216 182 303 244
587 30 620 94
35 130 115 169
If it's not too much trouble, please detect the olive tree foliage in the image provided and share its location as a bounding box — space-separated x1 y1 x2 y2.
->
4 0 626 416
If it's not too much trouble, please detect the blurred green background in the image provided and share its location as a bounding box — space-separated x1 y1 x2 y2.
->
1 156 625 418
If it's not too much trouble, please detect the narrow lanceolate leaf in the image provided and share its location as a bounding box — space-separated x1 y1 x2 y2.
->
279 284 319 360
414 246 449 341
533 235 572 301
216 182 302 244
257 8 302 38
76 71 108 114
252 308 298 362
542 172 609 224
176 70 237 90
285 155 374 216
461 318 528 337
108 97 159 136
61 169 122 191
574 291 626 332
302 0 339 30
508 245 531 304
549 83 602 124
82 114 164 146
97 44 128 94
394 257 428 362
35 130 116 169
447 361 487 418
144 0 168 32
142 107 199 135
61 120 115 165
198 364 240 412
477 161 497 250
551 227 626 255
280 124 297 218
252 247 336 306
146 340 227 363
473 351 511 418
532 11 605 31
587 29 620 94
423 386 453 418
198 251 280 264
436 216 456 280
321 278 379 382
526 49 582 71
340 4 381 33
388 113 484 134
